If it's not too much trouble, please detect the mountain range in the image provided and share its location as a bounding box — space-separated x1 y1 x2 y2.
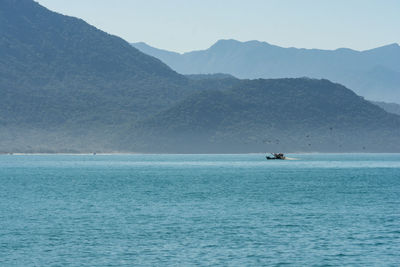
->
370 101 400 116
1 0 399 153
132 40 400 103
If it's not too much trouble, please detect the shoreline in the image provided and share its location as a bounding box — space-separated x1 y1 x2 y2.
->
1 152 400 156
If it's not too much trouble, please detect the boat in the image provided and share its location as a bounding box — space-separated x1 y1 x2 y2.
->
266 153 286 160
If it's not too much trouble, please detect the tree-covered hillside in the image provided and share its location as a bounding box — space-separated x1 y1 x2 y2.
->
1 0 399 153
128 78 400 153
0 0 190 128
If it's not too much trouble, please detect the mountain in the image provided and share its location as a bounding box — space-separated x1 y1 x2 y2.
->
0 0 191 125
1 0 400 153
132 40 400 103
132 42 182 67
371 101 400 116
185 73 237 80
127 78 400 153
0 0 194 152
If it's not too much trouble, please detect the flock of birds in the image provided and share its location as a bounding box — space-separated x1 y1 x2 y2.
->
260 127 367 150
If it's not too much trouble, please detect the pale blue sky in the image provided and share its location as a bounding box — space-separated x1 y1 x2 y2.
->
36 0 400 53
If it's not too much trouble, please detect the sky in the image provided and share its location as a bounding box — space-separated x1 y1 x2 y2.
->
36 0 400 53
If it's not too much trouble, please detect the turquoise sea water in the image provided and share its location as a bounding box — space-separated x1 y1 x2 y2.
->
0 154 399 266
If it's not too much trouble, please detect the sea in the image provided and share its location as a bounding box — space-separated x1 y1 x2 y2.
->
0 154 399 266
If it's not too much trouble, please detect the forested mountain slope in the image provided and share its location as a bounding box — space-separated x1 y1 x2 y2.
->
1 0 399 153
129 78 400 153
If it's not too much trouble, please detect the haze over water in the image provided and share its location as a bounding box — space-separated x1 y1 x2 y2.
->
1 154 399 266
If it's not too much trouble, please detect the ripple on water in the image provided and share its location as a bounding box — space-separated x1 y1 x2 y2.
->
0 154 399 266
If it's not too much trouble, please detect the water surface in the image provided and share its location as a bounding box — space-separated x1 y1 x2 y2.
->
1 154 399 266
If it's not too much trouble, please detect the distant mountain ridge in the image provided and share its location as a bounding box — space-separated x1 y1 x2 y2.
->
132 40 400 103
372 101 400 116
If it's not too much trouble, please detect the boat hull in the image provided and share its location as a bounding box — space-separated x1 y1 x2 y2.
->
266 157 286 160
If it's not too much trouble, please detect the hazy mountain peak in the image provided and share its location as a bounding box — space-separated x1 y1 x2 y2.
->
363 42 400 53
208 39 242 50
209 39 273 50
384 43 399 48
334 47 358 53
214 39 241 45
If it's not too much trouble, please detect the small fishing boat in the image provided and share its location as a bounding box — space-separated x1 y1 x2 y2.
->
266 153 286 160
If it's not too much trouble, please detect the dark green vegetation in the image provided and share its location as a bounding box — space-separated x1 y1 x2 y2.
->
132 40 400 103
0 0 189 152
1 0 399 153
130 79 400 153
